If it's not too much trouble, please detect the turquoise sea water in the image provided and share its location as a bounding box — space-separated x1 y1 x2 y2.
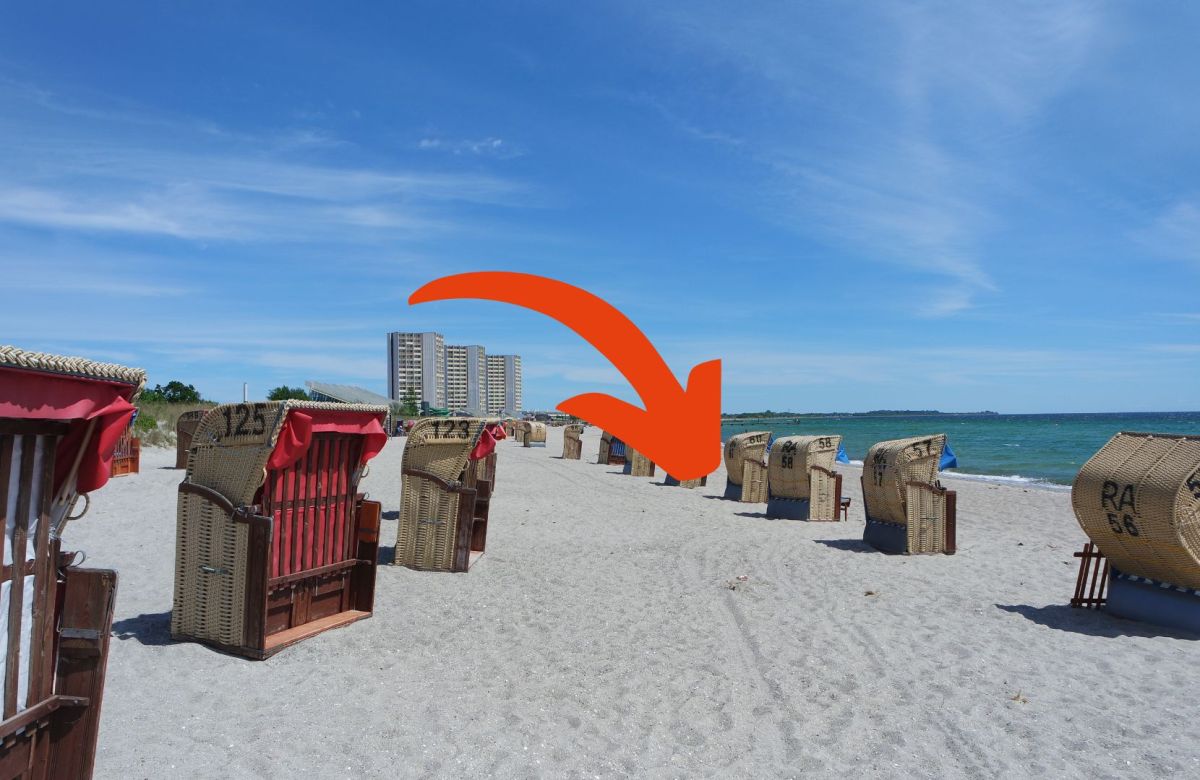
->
721 412 1200 487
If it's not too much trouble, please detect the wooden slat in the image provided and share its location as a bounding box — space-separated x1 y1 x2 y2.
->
315 436 329 569
5 435 36 718
32 435 59 707
0 693 88 742
261 609 370 655
0 434 12 720
266 558 365 589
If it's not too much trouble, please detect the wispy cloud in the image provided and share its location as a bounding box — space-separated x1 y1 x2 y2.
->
0 83 529 243
630 1 1106 315
417 136 524 158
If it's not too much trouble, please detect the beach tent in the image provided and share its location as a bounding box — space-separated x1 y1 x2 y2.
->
722 431 771 502
395 418 501 572
172 400 387 658
621 446 656 478
0 345 146 778
174 408 208 469
766 435 844 521
562 423 584 460
1071 432 1200 632
597 431 626 466
861 434 956 554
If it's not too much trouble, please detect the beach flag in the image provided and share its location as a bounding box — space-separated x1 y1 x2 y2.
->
836 442 850 464
940 442 958 470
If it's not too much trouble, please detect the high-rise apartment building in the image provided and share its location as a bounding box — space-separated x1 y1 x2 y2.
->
486 354 522 416
445 344 487 415
386 331 445 408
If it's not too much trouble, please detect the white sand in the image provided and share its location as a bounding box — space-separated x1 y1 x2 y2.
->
71 426 1200 778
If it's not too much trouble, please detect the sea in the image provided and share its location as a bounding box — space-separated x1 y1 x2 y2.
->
721 412 1200 488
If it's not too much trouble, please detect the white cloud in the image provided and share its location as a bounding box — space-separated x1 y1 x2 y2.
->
417 136 524 158
0 83 529 242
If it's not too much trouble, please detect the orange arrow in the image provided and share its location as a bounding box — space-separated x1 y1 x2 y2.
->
409 271 721 480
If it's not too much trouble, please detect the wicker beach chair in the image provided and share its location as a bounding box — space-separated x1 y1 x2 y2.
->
174 408 208 469
597 431 627 466
723 431 770 501
766 435 844 521
1070 432 1200 632
109 422 140 477
518 420 547 448
395 418 501 572
562 424 584 460
861 434 956 554
1 345 145 778
663 474 708 488
172 401 388 659
622 446 656 478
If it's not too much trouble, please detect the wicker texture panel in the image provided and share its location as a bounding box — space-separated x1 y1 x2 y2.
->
598 431 619 464
395 418 488 571
175 409 209 469
768 435 841 499
562 424 583 459
172 491 249 645
173 400 387 644
1072 432 1200 590
626 448 656 477
741 461 769 503
862 434 946 526
724 432 770 487
906 484 947 554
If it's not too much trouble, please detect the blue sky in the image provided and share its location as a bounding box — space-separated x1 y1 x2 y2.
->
2 2 1198 413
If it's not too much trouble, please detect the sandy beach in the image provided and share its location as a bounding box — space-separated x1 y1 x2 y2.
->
71 426 1200 778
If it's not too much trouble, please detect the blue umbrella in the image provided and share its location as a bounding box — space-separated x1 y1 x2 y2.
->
836 442 851 464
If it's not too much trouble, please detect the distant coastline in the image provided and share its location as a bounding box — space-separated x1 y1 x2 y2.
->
722 410 999 421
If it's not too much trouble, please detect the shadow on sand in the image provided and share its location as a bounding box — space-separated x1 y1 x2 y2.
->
112 612 173 646
994 603 1200 640
813 538 877 554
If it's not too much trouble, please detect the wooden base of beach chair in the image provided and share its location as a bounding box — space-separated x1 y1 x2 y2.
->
1105 569 1200 634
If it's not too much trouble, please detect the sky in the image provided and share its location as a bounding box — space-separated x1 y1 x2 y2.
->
1 1 1198 414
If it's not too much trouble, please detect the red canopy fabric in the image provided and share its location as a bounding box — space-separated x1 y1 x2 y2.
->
0 367 139 494
469 422 506 461
265 407 388 471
